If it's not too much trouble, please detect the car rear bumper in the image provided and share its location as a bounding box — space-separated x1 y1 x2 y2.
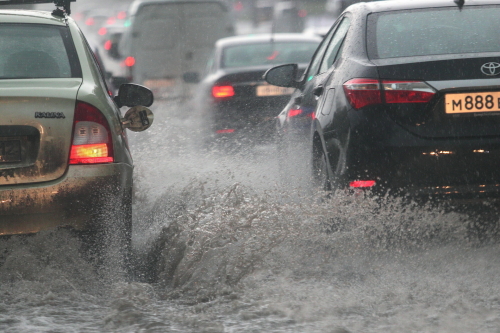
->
211 97 289 132
0 163 133 236
338 110 500 201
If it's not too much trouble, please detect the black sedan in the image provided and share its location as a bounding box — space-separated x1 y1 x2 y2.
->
185 33 321 142
265 0 500 202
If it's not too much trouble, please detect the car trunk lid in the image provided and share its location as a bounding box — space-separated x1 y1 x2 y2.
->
0 78 82 185
373 55 500 139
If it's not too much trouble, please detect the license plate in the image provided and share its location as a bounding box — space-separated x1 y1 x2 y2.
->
256 85 295 97
143 79 175 89
445 91 500 114
0 140 21 163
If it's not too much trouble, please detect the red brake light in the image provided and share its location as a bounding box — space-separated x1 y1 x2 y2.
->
212 85 235 98
382 80 435 103
124 56 135 67
104 40 112 51
343 79 381 109
69 102 114 165
85 17 95 26
349 180 376 188
98 27 107 36
343 79 435 109
117 11 127 20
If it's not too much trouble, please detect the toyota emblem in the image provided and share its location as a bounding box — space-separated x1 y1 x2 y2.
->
481 62 500 76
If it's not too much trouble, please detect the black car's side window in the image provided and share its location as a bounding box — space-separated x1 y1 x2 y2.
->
319 17 351 73
304 22 338 81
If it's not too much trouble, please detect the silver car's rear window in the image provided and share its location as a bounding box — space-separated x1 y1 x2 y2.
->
222 42 319 68
367 6 500 59
0 24 81 79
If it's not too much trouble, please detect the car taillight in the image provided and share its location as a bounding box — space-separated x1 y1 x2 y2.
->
343 79 435 109
124 56 135 67
343 79 382 109
98 27 107 36
212 85 235 98
69 101 114 165
104 40 112 51
382 80 435 103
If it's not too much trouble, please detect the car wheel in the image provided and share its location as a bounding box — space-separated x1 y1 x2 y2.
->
312 142 332 192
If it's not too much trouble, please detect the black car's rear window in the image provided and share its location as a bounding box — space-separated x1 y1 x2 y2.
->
0 24 81 79
222 41 319 68
367 6 500 59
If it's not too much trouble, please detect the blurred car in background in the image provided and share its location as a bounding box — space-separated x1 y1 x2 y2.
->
272 1 306 33
265 0 500 203
184 33 321 143
0 1 154 266
117 0 235 100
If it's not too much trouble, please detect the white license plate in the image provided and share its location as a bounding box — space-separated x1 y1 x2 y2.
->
256 85 295 97
445 91 500 114
143 79 175 89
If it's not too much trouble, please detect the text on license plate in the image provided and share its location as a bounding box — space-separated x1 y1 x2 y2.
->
445 91 500 114
256 85 295 97
0 140 21 163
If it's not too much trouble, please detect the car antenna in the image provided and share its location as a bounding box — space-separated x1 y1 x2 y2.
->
454 0 465 10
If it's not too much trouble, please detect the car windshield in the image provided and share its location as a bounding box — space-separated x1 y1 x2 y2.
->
367 6 500 59
221 41 319 68
0 24 76 79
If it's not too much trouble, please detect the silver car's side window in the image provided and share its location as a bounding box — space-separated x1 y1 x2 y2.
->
319 17 351 73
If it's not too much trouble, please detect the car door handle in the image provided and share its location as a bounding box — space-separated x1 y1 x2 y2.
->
313 86 324 97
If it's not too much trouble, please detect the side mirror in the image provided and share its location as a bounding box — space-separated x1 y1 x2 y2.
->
121 106 154 132
264 63 300 88
114 83 154 108
183 72 200 84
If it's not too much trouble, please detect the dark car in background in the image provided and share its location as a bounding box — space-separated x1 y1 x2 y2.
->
265 0 500 203
185 33 321 142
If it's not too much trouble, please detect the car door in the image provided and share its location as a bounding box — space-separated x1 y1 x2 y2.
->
295 16 351 131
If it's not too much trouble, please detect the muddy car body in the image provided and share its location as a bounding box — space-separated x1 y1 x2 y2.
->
0 5 154 257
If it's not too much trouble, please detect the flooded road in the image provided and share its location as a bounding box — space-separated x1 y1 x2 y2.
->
2 100 500 332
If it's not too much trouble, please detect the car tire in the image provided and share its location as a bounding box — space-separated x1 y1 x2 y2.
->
312 142 332 192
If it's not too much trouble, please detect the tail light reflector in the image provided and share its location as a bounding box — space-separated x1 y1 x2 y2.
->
70 101 114 165
216 129 235 134
212 85 235 98
288 109 302 117
350 180 376 188
343 79 435 109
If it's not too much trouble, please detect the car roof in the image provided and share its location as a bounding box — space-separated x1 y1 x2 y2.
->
0 9 67 25
354 0 500 13
216 33 322 48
